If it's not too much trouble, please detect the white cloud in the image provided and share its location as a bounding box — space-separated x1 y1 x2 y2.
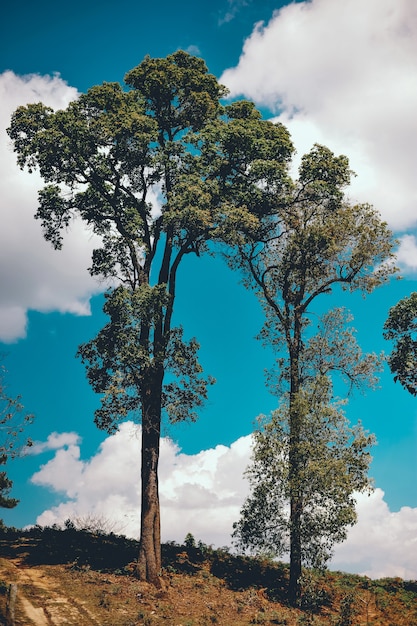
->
31 422 141 517
32 444 84 497
0 71 103 343
31 423 251 547
30 423 417 579
331 489 417 580
28 431 81 455
220 0 417 231
396 235 417 273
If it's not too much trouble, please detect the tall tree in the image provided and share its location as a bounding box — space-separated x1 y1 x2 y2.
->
383 292 417 396
0 363 33 512
7 53 293 583
231 144 397 605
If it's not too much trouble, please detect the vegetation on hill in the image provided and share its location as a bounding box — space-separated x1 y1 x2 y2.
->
0 524 416 625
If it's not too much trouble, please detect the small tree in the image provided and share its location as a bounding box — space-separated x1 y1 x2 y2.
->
231 144 397 605
383 292 417 395
0 363 33 511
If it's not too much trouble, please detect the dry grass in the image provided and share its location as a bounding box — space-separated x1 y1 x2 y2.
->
0 527 416 625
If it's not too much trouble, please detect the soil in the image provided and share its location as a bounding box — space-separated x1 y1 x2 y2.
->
0 557 103 625
0 531 416 625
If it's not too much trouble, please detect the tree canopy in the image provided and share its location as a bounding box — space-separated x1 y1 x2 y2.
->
233 313 377 570
383 292 417 396
234 375 375 565
230 144 396 604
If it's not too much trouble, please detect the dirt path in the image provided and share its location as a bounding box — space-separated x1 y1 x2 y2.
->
0 558 101 625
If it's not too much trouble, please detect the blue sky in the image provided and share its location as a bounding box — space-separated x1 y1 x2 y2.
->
1 0 417 579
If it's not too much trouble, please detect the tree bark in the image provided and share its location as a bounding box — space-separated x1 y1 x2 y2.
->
136 369 163 587
289 400 303 605
288 310 303 606
136 238 175 585
289 494 302 605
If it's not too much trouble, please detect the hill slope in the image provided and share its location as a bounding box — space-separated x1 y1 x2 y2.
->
0 526 416 625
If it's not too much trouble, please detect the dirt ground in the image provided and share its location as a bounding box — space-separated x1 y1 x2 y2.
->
0 555 293 626
0 557 104 625
1 533 416 625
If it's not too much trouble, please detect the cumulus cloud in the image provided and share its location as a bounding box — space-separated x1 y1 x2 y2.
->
30 422 417 579
0 71 103 343
331 489 417 580
31 422 251 546
28 431 81 455
396 235 417 273
31 422 142 520
220 0 417 232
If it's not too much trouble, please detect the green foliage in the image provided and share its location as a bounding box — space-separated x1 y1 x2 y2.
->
76 287 214 432
184 533 197 549
229 145 396 604
299 572 332 613
7 48 300 438
0 362 34 510
264 307 383 398
7 51 295 434
124 51 226 133
335 592 356 626
0 463 18 510
383 292 417 396
233 376 375 569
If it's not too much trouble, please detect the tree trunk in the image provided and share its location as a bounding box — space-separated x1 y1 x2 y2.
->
136 370 163 587
289 401 303 605
289 495 302 605
288 312 303 606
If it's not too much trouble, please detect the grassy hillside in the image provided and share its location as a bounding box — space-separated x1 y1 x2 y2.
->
0 524 416 625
